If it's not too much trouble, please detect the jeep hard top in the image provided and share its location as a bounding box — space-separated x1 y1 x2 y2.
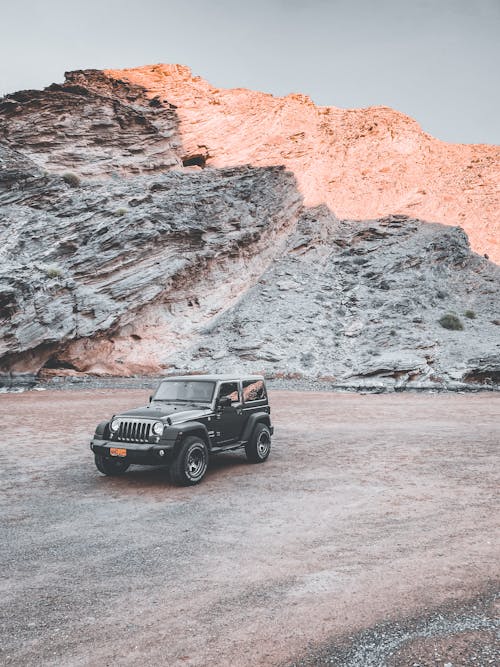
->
90 374 273 485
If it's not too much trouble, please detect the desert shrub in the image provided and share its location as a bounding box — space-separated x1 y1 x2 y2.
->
62 172 80 188
114 208 127 217
45 265 62 278
464 310 476 319
438 314 463 331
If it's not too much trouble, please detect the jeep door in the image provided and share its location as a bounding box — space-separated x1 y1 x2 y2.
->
215 381 244 445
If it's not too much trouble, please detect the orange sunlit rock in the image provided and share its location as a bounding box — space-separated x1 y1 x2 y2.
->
106 64 500 262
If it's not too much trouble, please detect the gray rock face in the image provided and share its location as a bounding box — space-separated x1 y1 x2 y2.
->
0 70 182 176
0 144 301 376
0 71 499 389
173 209 500 389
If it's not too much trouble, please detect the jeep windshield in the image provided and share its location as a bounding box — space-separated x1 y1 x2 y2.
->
152 380 215 404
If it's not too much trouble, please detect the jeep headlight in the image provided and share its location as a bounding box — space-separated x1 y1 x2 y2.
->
152 421 164 436
110 418 120 432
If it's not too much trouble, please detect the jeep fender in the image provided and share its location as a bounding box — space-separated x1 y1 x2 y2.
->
165 421 212 454
94 420 110 439
242 412 271 442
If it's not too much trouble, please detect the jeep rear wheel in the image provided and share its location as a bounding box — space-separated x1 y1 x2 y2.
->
245 423 271 463
170 436 209 486
94 453 130 476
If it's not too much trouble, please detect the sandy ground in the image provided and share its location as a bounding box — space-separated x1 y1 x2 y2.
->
0 389 498 666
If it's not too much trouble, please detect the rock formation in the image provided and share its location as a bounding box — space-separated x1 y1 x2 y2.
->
0 66 498 389
0 144 301 376
0 70 182 176
106 64 500 262
175 209 499 389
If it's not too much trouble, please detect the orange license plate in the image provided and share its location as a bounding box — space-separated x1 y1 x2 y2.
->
110 447 127 457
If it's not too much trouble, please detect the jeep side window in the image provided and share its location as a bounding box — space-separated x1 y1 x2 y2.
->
242 379 266 402
218 382 240 404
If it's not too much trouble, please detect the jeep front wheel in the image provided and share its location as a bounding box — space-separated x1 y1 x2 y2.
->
245 423 271 463
94 454 130 476
170 436 209 486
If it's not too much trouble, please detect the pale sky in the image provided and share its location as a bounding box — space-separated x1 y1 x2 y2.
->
1 0 499 144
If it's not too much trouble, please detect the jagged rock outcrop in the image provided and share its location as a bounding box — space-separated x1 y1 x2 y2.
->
0 66 499 389
0 144 301 376
106 64 500 262
174 210 500 389
2 65 498 261
0 70 182 176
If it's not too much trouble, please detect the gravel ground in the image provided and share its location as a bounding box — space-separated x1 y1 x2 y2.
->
0 389 499 666
289 587 499 666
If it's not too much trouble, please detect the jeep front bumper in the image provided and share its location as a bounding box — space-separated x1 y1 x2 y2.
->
90 440 175 465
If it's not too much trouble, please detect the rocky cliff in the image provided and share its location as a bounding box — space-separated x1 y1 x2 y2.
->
0 70 182 176
0 144 301 376
174 210 499 389
0 67 498 389
106 64 500 263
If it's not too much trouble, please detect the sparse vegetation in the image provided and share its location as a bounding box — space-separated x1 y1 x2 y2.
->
45 265 63 278
464 310 476 319
438 314 463 331
62 172 80 188
114 208 128 217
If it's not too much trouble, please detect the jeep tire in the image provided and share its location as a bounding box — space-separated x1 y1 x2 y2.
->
245 423 271 463
170 436 209 486
94 453 130 476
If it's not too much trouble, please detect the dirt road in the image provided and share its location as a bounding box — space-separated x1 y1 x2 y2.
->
0 390 498 666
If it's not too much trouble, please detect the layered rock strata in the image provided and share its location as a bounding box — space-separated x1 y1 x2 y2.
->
175 210 499 388
0 144 301 376
106 64 500 262
0 70 182 176
0 67 498 388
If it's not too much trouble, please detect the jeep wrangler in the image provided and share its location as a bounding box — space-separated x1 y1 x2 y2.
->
90 375 273 485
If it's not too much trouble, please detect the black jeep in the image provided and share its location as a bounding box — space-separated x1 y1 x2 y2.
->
90 374 273 485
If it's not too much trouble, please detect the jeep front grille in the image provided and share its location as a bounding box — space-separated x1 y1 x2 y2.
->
116 420 152 443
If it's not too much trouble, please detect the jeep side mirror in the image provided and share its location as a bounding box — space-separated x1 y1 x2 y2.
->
218 396 231 409
149 395 153 403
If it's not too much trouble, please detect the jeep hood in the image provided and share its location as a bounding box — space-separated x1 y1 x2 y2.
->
117 404 211 424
